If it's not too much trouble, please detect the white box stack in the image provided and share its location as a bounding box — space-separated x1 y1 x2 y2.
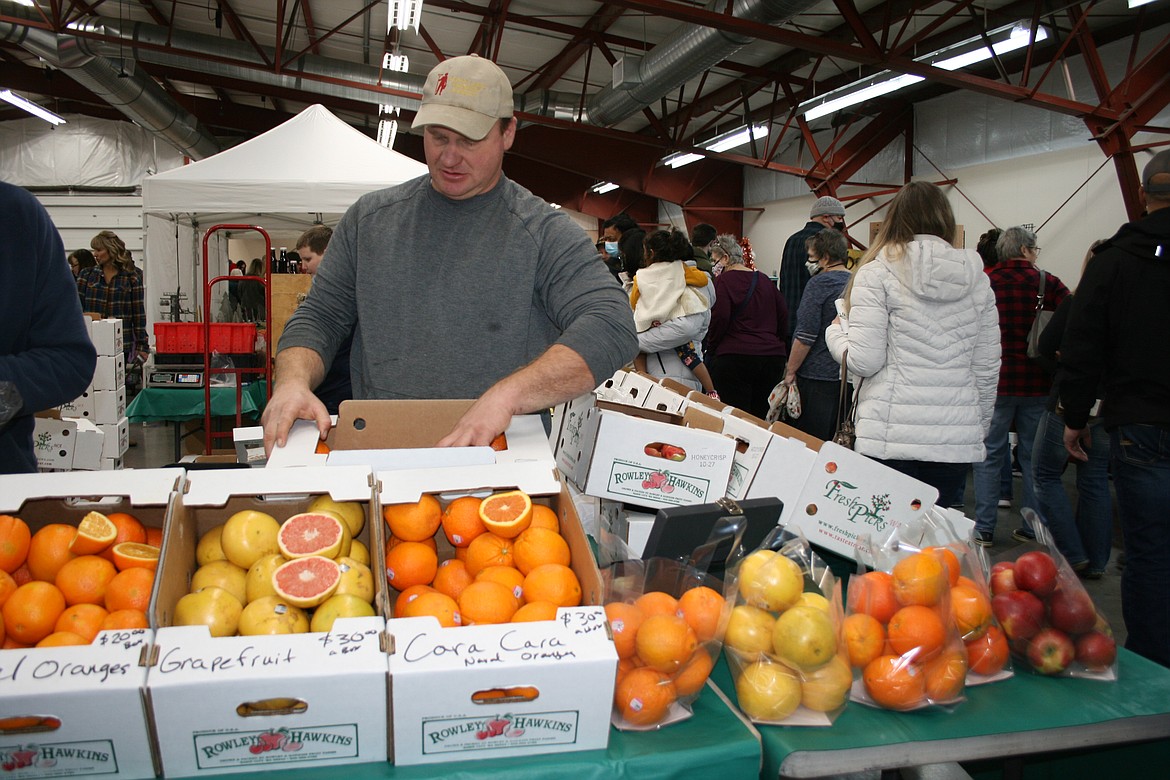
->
57 317 128 469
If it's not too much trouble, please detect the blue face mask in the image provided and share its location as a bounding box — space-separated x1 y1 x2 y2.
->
604 241 620 258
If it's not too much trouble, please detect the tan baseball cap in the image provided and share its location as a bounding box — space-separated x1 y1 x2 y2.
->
411 55 514 141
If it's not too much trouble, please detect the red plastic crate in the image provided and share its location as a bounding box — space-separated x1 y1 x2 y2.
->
154 322 257 353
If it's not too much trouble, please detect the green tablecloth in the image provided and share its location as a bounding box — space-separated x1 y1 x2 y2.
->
709 648 1170 778
127 383 268 423
172 682 760 780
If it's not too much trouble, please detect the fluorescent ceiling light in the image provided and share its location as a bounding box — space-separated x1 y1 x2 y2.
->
663 152 704 169
802 74 923 121
1128 0 1157 7
382 52 410 72
704 123 768 153
799 22 1047 121
591 181 619 195
0 90 66 125
389 0 423 33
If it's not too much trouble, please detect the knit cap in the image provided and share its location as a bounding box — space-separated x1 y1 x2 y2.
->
810 196 846 218
1143 150 1170 195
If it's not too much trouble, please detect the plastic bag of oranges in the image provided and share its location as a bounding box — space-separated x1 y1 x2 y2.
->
846 509 1000 712
722 524 849 727
985 510 1117 681
604 515 746 730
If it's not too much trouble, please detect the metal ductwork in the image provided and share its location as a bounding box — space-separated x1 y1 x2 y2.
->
1 0 816 152
585 0 821 127
0 17 221 159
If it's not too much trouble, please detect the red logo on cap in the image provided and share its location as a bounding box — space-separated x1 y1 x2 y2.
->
435 73 449 95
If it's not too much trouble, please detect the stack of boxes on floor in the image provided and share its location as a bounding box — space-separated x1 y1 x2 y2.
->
38 317 130 471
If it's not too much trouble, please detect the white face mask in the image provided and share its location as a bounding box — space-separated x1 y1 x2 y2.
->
805 259 821 276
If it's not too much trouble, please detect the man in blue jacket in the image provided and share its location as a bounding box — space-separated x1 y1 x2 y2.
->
1061 150 1170 667
0 181 97 473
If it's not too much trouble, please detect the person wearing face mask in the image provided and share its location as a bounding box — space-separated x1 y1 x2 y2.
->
782 229 853 440
598 238 623 281
777 195 847 342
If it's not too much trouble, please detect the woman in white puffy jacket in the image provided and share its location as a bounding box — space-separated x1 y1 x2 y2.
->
824 181 1001 502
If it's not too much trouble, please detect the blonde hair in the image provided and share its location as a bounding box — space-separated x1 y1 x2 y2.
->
842 181 957 309
90 230 136 274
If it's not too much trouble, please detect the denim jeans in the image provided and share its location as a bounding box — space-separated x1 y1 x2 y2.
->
973 396 1046 535
1111 424 1170 668
1031 411 1112 571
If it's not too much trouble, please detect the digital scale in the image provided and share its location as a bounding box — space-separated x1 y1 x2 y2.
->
145 363 206 388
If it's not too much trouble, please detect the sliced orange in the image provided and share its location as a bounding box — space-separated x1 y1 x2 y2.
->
69 512 117 556
478 490 533 539
111 543 161 572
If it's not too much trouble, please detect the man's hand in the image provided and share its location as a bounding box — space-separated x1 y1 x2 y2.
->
1063 425 1090 462
436 391 515 447
261 346 330 456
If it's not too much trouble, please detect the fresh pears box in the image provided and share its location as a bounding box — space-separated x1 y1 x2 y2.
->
145 465 390 776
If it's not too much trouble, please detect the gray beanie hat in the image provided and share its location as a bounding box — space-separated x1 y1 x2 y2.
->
810 196 846 218
1143 150 1170 195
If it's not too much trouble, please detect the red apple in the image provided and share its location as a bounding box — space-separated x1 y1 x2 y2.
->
1014 551 1058 597
1027 627 1075 674
992 590 1046 641
989 562 1018 595
1047 589 1097 635
1075 630 1117 671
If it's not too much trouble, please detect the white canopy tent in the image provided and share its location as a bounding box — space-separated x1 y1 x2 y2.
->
142 104 427 329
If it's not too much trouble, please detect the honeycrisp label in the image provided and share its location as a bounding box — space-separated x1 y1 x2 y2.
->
422 710 580 755
0 740 118 776
193 724 358 769
605 458 710 505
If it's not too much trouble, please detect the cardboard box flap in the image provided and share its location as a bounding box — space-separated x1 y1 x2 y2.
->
682 405 724 433
181 464 373 506
0 468 184 513
684 391 729 415
769 419 823 452
378 461 561 504
658 376 693 396
332 399 474 449
596 398 681 425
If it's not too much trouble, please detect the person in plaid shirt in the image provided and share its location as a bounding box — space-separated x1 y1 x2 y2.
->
77 230 150 367
972 226 1070 546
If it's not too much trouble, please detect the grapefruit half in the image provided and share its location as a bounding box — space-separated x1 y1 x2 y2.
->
272 556 341 609
277 513 345 559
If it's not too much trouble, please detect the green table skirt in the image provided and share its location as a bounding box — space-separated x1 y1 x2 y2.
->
709 648 1170 778
127 383 268 423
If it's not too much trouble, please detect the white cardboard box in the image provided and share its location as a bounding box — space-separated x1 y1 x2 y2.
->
31 416 104 471
71 417 107 471
57 390 95 420
92 354 126 391
555 396 736 510
98 416 130 459
147 466 387 776
744 426 819 528
90 317 124 356
93 387 128 424
0 469 183 780
386 610 616 766
788 441 941 567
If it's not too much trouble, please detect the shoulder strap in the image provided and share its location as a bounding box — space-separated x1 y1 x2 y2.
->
730 271 759 322
1035 269 1046 311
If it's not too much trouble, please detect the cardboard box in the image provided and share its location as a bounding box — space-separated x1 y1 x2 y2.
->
92 354 126 392
146 466 388 776
93 387 128 424
0 469 182 780
788 441 941 567
71 418 107 471
555 395 736 510
744 424 819 527
90 317 124 356
386 608 616 766
233 425 266 466
57 389 95 420
100 456 125 471
599 499 655 558
31 415 104 472
685 402 775 501
98 416 130 459
269 401 561 500
379 482 613 766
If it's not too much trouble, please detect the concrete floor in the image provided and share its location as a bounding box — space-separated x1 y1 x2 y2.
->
124 421 1128 646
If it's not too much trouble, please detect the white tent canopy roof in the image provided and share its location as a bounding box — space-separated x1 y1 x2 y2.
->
142 104 427 216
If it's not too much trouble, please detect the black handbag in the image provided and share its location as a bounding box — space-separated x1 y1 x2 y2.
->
832 349 860 449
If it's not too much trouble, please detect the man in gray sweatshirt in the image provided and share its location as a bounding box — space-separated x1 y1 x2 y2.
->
263 55 638 452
